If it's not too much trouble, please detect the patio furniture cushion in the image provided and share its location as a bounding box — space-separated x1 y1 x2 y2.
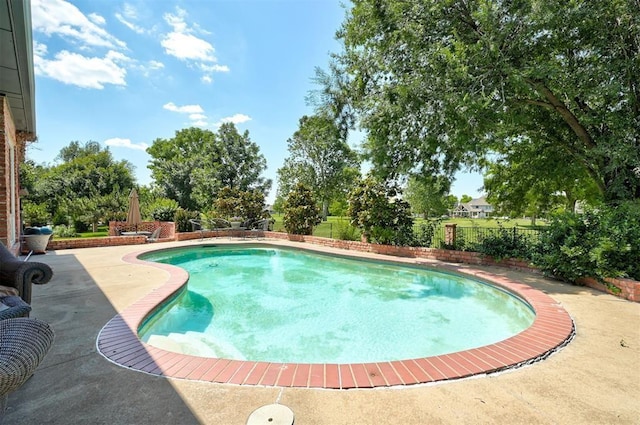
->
0 286 19 297
0 296 31 320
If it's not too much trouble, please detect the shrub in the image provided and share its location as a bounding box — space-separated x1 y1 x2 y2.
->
174 208 199 232
214 187 269 222
329 199 348 217
474 226 537 261
334 219 360 241
73 219 90 233
347 177 414 245
22 201 51 227
283 183 321 235
53 224 78 238
439 231 470 251
148 198 179 222
412 219 441 247
534 201 640 282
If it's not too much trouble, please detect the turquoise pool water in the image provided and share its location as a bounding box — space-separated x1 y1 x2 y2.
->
139 246 535 364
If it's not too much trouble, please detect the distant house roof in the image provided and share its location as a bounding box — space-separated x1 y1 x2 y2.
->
467 196 489 207
0 0 36 136
454 196 493 213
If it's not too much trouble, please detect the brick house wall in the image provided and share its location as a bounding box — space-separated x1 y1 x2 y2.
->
0 95 26 254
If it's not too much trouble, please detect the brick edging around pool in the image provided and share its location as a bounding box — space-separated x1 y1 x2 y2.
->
97 242 575 389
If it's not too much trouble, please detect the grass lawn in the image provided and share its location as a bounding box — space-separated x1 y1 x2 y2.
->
69 216 544 240
271 214 544 233
429 217 545 228
271 214 355 238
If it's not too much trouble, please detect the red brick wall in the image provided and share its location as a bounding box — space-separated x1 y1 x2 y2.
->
43 228 639 302
108 221 175 239
47 236 148 251
577 277 640 302
0 96 22 253
0 97 9 247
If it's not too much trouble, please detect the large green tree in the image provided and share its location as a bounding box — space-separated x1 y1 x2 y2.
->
337 0 640 203
483 136 601 218
23 141 136 226
276 114 360 219
405 176 454 218
147 124 271 211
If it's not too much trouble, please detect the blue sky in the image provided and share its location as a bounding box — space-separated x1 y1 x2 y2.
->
28 0 483 204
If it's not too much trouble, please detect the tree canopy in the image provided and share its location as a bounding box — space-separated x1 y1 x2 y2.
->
147 124 271 211
405 175 454 218
276 114 360 219
337 0 640 204
22 141 136 229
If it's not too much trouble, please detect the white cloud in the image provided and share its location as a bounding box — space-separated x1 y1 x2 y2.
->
115 13 146 34
161 7 229 83
161 32 217 62
88 13 106 26
105 138 149 151
130 60 165 77
34 49 128 89
218 114 252 125
31 0 126 50
115 3 146 34
33 41 48 57
122 3 138 20
164 102 212 126
201 64 230 73
148 60 164 70
163 102 204 114
163 104 251 129
30 0 140 88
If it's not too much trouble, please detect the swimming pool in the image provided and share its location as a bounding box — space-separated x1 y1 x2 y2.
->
139 246 535 364
98 241 574 389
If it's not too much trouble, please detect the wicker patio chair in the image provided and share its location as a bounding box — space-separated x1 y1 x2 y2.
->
0 243 53 306
0 318 54 418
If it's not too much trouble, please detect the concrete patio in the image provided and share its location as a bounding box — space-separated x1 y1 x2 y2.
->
5 239 640 424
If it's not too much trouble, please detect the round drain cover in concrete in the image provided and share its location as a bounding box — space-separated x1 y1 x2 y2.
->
246 404 294 425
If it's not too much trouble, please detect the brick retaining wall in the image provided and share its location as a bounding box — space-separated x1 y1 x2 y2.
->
46 235 147 251
39 229 638 302
577 277 640 302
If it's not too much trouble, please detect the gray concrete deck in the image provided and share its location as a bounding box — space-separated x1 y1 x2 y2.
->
5 239 640 424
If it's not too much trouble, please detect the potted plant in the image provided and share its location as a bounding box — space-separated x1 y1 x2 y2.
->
23 226 53 253
229 216 243 229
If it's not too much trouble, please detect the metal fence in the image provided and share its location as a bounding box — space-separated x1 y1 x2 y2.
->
401 224 542 249
278 219 543 250
447 226 542 248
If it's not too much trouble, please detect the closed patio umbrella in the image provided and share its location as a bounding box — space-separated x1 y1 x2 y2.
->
126 188 142 232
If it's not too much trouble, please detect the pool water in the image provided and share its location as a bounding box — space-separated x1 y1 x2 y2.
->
139 246 535 364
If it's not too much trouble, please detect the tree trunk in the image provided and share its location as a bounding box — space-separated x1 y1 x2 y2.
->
322 200 329 221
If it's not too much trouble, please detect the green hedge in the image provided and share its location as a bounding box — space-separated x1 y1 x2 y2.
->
534 201 640 282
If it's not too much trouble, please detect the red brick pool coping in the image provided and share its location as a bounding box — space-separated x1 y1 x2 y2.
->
97 243 575 389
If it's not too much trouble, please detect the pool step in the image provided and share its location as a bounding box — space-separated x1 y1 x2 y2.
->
146 332 218 357
145 331 247 360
